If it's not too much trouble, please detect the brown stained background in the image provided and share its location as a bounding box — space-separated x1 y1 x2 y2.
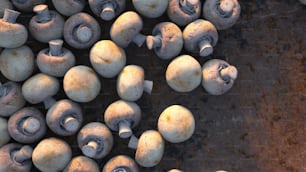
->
1 0 305 171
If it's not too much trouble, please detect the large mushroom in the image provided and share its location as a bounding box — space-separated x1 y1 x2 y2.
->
64 156 100 172
102 155 139 172
0 117 10 147
52 0 86 16
132 0 168 18
11 0 45 12
0 0 13 18
89 0 126 21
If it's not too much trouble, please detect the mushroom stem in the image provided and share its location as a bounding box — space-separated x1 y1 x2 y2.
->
146 35 162 50
63 116 80 132
118 120 132 138
179 0 197 14
101 3 115 21
49 40 64 56
128 135 138 149
13 145 33 163
217 0 234 17
198 39 213 57
143 80 153 94
43 97 56 109
3 9 20 23
220 65 238 82
132 33 146 47
22 117 41 134
75 25 93 43
82 141 99 158
33 5 51 23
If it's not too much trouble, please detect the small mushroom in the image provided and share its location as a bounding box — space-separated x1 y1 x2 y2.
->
52 0 86 16
37 39 76 77
11 0 45 12
117 65 153 101
0 82 26 117
77 122 113 159
22 73 59 109
32 137 72 172
64 12 101 49
46 99 83 136
89 0 126 21
8 107 47 144
0 0 13 18
102 155 139 172
0 143 33 172
110 11 146 48
167 0 201 26
146 22 183 60
203 0 241 30
63 65 101 103
0 117 10 147
0 45 34 82
158 105 195 143
0 9 27 48
183 19 218 57
90 40 126 78
166 55 202 92
202 59 238 95
132 0 168 18
64 156 100 172
128 130 165 167
104 100 141 138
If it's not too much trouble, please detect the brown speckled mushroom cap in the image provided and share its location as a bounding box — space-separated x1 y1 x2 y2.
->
64 156 100 172
89 0 126 21
11 0 46 12
103 155 139 172
132 0 168 18
52 0 86 16
0 117 10 147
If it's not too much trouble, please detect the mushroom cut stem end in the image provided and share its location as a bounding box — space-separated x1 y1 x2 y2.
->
3 9 20 23
63 116 80 132
146 35 162 50
144 80 153 94
49 40 64 56
118 120 132 139
33 5 51 23
199 39 213 57
22 117 41 134
13 145 33 163
75 25 93 43
220 65 238 81
128 135 138 149
82 141 98 158
133 33 146 47
101 3 115 21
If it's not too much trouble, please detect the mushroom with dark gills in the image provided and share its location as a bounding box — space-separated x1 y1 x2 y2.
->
0 117 10 147
89 0 126 21
0 0 13 18
52 0 86 16
132 0 168 18
63 156 100 172
11 0 45 12
102 155 139 172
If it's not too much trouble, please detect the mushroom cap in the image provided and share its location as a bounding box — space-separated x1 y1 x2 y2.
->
0 117 10 147
32 137 72 172
117 65 145 101
203 0 241 30
110 11 143 48
135 130 164 167
90 40 126 78
64 156 100 172
0 82 26 117
8 107 46 144
22 73 59 104
11 0 46 12
132 0 168 18
0 45 34 81
166 55 202 92
77 122 113 159
46 99 83 136
63 65 101 103
0 0 13 18
52 0 86 16
89 0 126 20
158 105 195 143
168 169 183 172
183 19 218 54
103 155 139 172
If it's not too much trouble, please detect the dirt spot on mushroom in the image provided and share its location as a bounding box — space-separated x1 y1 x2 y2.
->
11 51 18 57
194 70 200 76
166 115 171 122
150 3 157 9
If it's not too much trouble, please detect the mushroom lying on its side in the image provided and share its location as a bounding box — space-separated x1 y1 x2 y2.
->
132 0 168 18
103 155 139 172
11 0 45 12
89 0 126 21
0 0 13 18
64 156 100 172
52 0 86 16
0 117 10 147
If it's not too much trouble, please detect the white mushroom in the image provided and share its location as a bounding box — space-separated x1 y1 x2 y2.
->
64 156 99 172
52 0 86 16
132 0 168 18
102 155 139 172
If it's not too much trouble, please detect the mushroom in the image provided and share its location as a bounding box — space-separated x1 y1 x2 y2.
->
8 107 47 144
168 169 183 172
104 100 141 138
158 105 195 143
37 39 76 77
0 82 26 117
32 137 72 172
102 155 139 172
46 99 83 136
128 130 165 167
22 73 59 109
52 0 86 16
203 0 241 30
146 22 183 60
0 117 10 147
202 59 238 95
90 40 126 78
117 65 153 101
63 65 101 103
64 156 100 172
11 0 45 12
0 9 27 48
110 11 146 48
0 45 34 82
132 0 168 18
166 55 202 92
77 122 113 159
183 19 218 57
0 143 33 172
89 0 126 21
167 0 201 26
64 12 101 49
0 0 13 18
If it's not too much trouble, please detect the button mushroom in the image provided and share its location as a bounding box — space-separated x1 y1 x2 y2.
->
0 117 10 147
102 155 139 172
89 0 126 21
104 100 141 138
203 0 241 30
0 0 13 18
46 99 83 136
37 39 76 77
117 65 153 101
11 0 45 12
64 156 100 172
77 122 113 159
132 0 168 18
183 19 218 57
32 137 72 172
167 0 201 26
29 4 65 43
90 40 126 78
0 143 33 172
8 107 46 144
166 55 202 92
202 59 238 95
64 12 101 49
52 0 86 16
146 22 183 60
110 11 146 48
63 65 101 103
158 105 195 143
128 130 164 167
0 9 27 48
